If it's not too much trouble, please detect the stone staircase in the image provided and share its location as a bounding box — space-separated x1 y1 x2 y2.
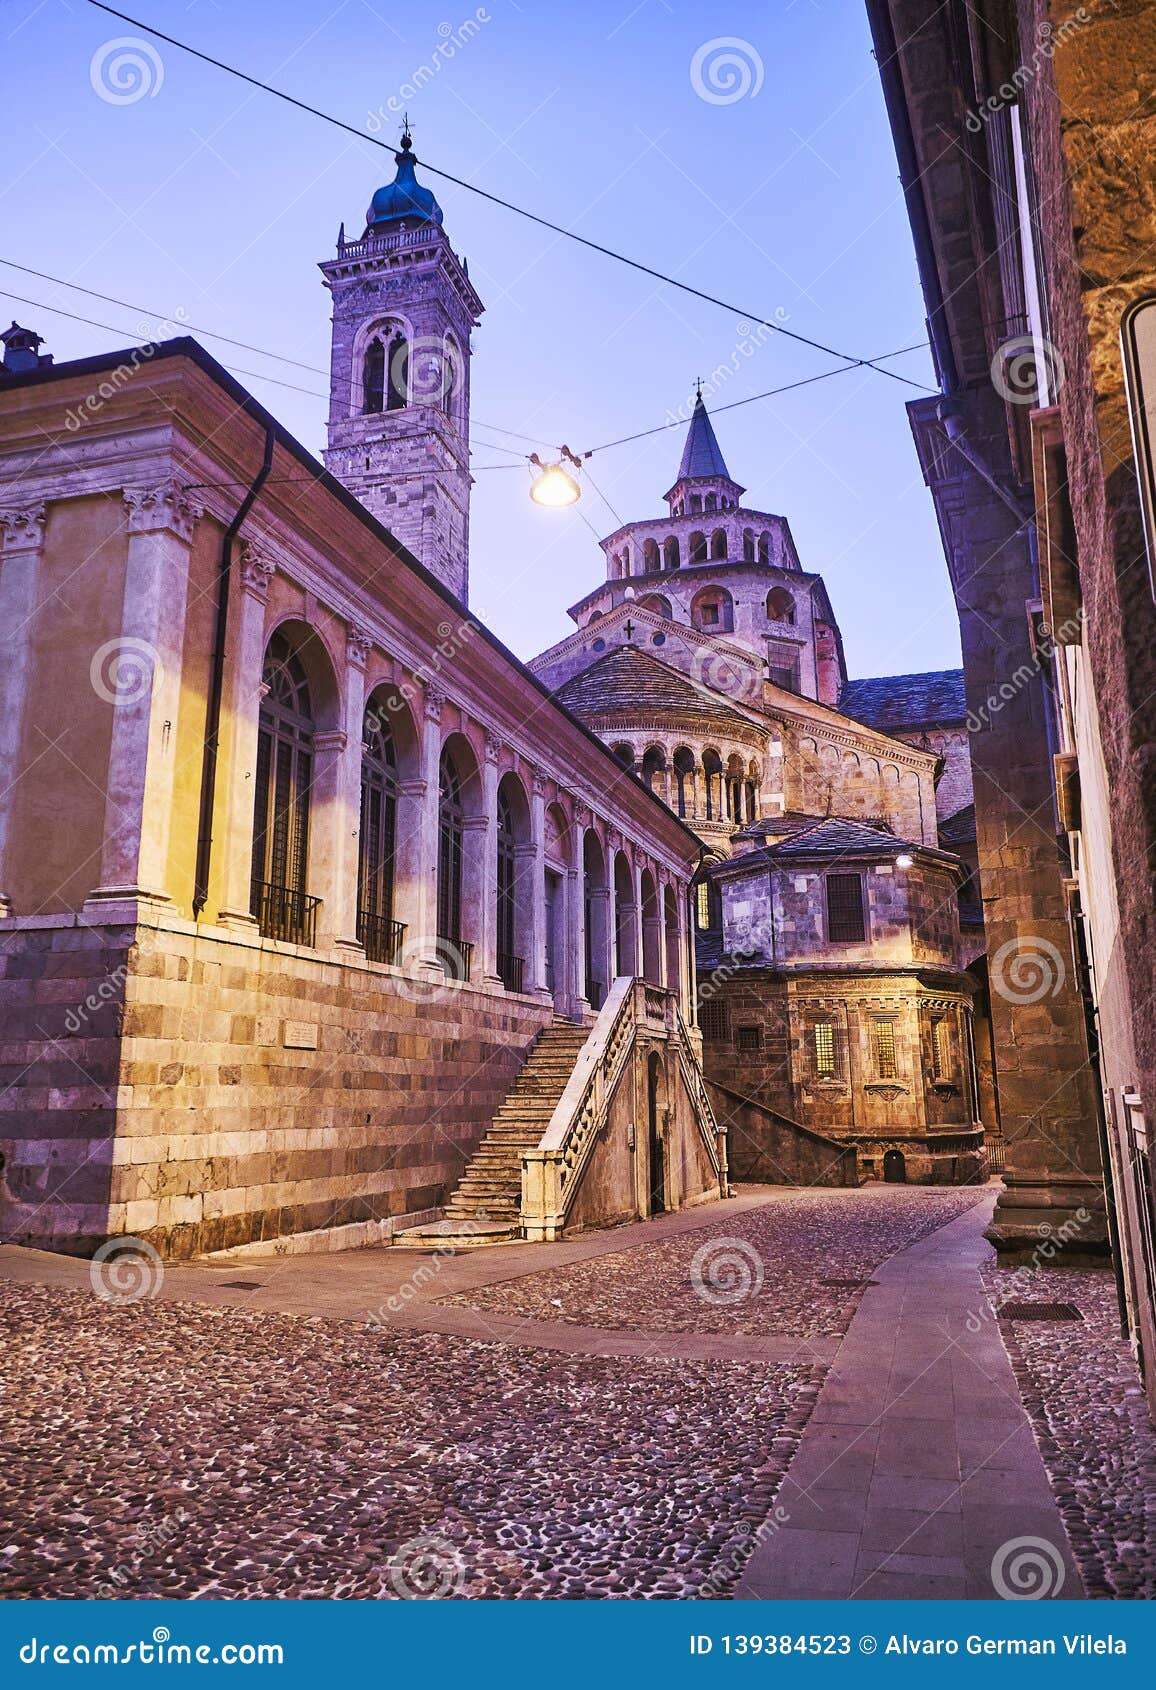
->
394 1018 589 1247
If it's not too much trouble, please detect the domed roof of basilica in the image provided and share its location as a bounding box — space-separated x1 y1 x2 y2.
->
366 130 444 232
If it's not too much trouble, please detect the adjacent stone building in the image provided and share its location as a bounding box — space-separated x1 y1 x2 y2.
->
866 0 1155 1361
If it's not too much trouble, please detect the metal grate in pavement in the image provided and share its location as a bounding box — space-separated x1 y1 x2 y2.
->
997 1300 1083 1321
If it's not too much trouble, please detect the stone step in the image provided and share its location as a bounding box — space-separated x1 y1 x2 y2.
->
393 1218 520 1248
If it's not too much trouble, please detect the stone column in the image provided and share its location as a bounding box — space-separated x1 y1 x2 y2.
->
569 803 590 1018
216 539 274 930
317 625 372 953
479 729 502 987
528 768 552 1002
0 504 46 918
84 483 201 918
411 683 445 972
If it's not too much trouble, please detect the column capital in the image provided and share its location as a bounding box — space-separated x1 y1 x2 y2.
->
531 767 549 799
0 503 46 554
571 801 592 832
424 682 446 723
123 482 203 540
483 728 502 765
347 624 374 669
239 536 277 601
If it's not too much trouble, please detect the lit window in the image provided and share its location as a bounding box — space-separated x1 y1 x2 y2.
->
931 1016 950 1079
696 881 712 929
874 1019 896 1079
814 1022 836 1078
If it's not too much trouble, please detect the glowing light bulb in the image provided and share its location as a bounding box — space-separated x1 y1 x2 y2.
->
895 852 914 869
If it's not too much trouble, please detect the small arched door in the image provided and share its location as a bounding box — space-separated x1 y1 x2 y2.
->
883 1149 907 1184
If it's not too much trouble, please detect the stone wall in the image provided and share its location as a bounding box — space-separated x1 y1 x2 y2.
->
0 915 555 1258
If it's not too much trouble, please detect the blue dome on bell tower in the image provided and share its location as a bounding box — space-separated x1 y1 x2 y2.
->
365 129 444 234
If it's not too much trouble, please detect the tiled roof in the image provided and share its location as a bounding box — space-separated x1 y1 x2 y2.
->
553 645 750 726
938 802 976 847
839 668 967 730
676 394 731 481
719 816 921 872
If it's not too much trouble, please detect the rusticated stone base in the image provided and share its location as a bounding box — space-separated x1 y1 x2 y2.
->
0 914 557 1260
984 1174 1110 1265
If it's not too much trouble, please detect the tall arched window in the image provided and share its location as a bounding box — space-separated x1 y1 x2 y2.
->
689 530 707 563
742 527 755 562
663 536 680 570
711 528 728 560
757 531 771 564
358 705 401 963
496 787 519 992
386 335 408 411
643 538 660 572
363 339 386 414
251 632 317 945
437 747 465 971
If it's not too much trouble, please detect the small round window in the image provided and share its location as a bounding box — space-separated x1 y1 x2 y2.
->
592 638 606 652
652 632 666 646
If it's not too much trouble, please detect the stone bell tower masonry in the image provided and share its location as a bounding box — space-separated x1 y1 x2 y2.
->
320 130 483 604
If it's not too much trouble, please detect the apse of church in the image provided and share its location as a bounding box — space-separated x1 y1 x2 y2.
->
531 389 989 1184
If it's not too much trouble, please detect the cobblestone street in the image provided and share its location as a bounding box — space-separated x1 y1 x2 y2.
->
2 1186 1154 1601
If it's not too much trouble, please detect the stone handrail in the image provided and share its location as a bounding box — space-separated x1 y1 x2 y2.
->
673 1003 727 1190
521 977 636 1243
521 980 726 1241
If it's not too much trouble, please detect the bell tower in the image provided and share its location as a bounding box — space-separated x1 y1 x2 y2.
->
320 130 483 604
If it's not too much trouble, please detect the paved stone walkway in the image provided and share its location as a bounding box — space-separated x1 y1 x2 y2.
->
4 1184 1141 1600
736 1195 1084 1600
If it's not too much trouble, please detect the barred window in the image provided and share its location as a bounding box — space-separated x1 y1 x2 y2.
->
931 1016 950 1079
813 1022 837 1078
700 999 730 1042
874 1019 897 1079
737 1024 763 1053
826 872 866 943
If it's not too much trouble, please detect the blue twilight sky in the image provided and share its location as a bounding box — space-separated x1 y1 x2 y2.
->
0 0 961 679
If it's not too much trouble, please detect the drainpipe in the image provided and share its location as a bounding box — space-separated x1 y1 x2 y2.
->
192 423 277 918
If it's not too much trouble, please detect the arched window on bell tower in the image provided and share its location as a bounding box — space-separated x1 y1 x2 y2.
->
386 334 408 410
363 339 385 414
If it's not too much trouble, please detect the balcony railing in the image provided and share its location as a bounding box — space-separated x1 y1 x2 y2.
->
435 935 473 983
251 880 321 948
358 909 406 966
498 951 524 994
